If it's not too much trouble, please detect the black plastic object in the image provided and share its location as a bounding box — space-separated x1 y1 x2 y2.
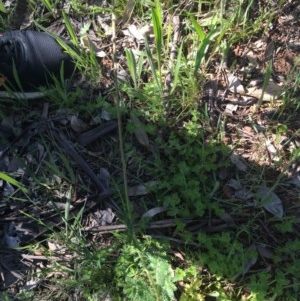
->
0 30 76 91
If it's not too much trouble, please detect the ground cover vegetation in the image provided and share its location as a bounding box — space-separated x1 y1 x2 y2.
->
0 0 299 300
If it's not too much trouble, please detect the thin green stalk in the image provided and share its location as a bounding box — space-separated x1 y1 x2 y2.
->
64 187 72 234
257 60 273 108
112 1 133 233
171 42 183 95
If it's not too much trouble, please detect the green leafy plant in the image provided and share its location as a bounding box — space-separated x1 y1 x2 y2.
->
0 0 7 13
114 237 178 301
154 122 228 218
2 1 299 301
54 236 179 300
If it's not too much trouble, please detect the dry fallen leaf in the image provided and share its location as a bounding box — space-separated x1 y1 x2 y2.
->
265 138 279 161
232 244 257 281
224 103 238 115
128 180 158 196
131 114 150 148
228 74 246 94
256 244 274 259
123 24 152 43
4 182 15 197
141 207 166 219
257 184 284 218
47 241 66 253
230 154 248 172
244 49 259 65
70 115 88 133
96 15 113 36
227 179 255 203
4 235 20 248
246 80 284 101
241 244 258 276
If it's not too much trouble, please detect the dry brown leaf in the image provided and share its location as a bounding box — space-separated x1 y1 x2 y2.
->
265 139 279 161
128 180 158 196
241 244 258 275
141 207 166 219
131 114 150 148
256 244 274 259
246 81 284 101
244 49 259 65
230 154 248 172
228 74 246 94
47 241 66 253
70 115 89 133
257 184 284 218
96 15 113 36
232 244 257 281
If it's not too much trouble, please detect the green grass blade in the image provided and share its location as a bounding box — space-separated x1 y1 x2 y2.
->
62 11 78 45
12 61 23 91
136 51 145 85
65 188 72 223
144 36 162 92
171 42 183 94
152 1 163 73
257 61 273 107
64 188 72 234
241 0 255 27
40 0 54 13
126 49 138 89
0 172 28 193
190 15 206 41
194 27 219 76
